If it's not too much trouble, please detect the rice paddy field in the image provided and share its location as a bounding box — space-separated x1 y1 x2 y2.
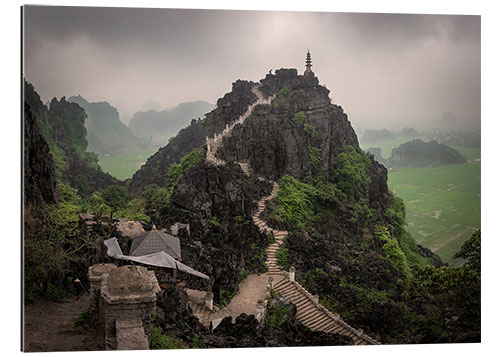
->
98 148 157 180
381 144 481 266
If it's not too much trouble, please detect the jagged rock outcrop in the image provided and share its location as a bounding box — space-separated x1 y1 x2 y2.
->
211 69 359 182
24 103 60 209
160 162 272 298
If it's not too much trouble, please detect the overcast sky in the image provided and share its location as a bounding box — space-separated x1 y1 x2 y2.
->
23 6 480 128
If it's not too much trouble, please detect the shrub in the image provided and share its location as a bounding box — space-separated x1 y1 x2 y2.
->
167 148 204 186
150 327 188 349
273 174 320 228
375 226 410 278
276 244 290 271
331 145 371 199
293 111 305 126
304 123 315 136
74 310 92 329
277 86 290 99
265 301 291 328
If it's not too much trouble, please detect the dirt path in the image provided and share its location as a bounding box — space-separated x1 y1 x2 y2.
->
23 294 102 352
210 273 271 322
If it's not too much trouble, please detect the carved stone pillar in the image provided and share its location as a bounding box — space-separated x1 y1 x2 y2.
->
100 265 160 350
289 266 295 282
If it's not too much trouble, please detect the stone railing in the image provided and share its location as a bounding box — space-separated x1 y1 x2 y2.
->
88 264 160 350
270 267 380 345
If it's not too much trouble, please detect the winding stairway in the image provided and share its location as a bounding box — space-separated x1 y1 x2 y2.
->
199 86 380 345
206 85 275 166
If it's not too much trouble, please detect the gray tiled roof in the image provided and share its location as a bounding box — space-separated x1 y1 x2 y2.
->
129 229 181 258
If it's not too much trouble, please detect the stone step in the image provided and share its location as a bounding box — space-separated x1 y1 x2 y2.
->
279 285 297 296
325 324 344 335
301 312 325 326
296 304 317 318
291 294 310 306
308 315 331 330
282 288 303 299
302 316 326 330
315 319 336 332
273 280 290 290
285 290 307 302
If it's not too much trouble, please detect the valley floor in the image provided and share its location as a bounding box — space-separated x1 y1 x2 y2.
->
98 148 158 180
370 144 480 265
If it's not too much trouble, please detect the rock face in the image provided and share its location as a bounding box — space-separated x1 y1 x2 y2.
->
389 139 467 167
211 69 359 181
163 162 272 299
24 103 60 209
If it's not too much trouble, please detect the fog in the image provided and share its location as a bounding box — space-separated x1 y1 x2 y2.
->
23 6 480 129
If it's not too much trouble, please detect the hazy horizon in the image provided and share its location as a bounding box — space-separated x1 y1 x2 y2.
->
23 6 480 130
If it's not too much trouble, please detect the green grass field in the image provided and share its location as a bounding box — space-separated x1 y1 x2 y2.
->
98 149 158 180
386 145 480 266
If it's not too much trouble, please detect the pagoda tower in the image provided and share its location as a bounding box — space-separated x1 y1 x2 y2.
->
304 50 313 75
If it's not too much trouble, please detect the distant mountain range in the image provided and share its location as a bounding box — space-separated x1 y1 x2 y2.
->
68 95 141 156
128 100 214 145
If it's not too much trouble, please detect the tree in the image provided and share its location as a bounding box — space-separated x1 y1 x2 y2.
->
454 230 480 272
101 185 130 211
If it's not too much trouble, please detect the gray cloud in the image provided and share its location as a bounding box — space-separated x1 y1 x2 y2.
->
23 6 480 129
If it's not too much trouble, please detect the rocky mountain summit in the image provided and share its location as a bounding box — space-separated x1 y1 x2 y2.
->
209 69 359 182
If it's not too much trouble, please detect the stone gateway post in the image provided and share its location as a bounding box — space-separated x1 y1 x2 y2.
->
89 264 160 350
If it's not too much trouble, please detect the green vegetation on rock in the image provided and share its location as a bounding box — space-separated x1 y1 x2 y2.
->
293 111 305 126
150 326 188 349
265 299 291 328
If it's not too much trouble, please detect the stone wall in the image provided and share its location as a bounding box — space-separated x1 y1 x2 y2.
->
88 264 160 350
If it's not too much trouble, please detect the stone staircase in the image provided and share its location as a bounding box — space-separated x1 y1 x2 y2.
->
250 182 288 275
205 85 276 166
272 276 380 345
200 85 380 345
